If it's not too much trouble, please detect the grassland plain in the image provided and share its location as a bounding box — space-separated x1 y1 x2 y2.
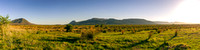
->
0 25 199 50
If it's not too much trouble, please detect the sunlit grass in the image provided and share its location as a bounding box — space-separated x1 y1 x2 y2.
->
0 25 199 49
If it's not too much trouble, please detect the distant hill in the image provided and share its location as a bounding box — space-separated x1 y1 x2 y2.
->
11 18 34 25
9 18 186 25
69 18 156 25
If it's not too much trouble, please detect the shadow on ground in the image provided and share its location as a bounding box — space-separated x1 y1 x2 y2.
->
123 38 149 48
155 33 177 50
41 36 80 43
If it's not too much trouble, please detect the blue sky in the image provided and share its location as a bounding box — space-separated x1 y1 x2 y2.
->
0 0 182 24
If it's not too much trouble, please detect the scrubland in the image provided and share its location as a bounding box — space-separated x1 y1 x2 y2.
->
0 24 199 50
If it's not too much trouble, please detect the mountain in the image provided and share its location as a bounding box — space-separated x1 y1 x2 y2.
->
9 18 186 25
69 18 156 25
11 18 34 25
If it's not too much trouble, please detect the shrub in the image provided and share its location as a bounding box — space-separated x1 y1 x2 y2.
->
80 29 98 40
131 28 136 34
157 29 163 33
64 24 73 32
45 31 48 33
100 24 104 28
36 31 42 34
102 30 107 33
175 30 178 37
148 32 153 40
95 24 99 27
132 30 135 34
121 30 124 34
103 26 109 29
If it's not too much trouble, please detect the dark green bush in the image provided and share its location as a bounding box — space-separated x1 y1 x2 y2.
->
95 24 99 27
64 24 73 32
36 31 41 34
175 30 178 37
81 30 98 40
102 30 107 33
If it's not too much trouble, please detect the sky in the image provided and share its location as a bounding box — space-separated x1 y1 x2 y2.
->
0 0 184 24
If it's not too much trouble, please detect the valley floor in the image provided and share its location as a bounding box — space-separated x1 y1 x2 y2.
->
0 25 198 50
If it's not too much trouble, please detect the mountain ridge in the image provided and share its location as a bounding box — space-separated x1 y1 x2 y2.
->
10 18 186 25
11 18 34 25
69 18 156 25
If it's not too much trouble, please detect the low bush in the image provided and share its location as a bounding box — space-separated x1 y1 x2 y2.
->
80 29 99 40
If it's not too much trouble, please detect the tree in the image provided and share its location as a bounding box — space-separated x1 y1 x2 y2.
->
95 24 100 27
64 24 73 32
0 15 11 48
100 24 104 28
0 15 10 35
175 30 178 37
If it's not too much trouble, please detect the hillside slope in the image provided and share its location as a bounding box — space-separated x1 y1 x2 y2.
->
69 18 156 25
11 18 34 25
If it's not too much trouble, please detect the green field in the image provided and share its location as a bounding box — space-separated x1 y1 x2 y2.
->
0 24 199 50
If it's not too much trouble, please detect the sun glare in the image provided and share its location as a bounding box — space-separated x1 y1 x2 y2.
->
171 0 200 23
